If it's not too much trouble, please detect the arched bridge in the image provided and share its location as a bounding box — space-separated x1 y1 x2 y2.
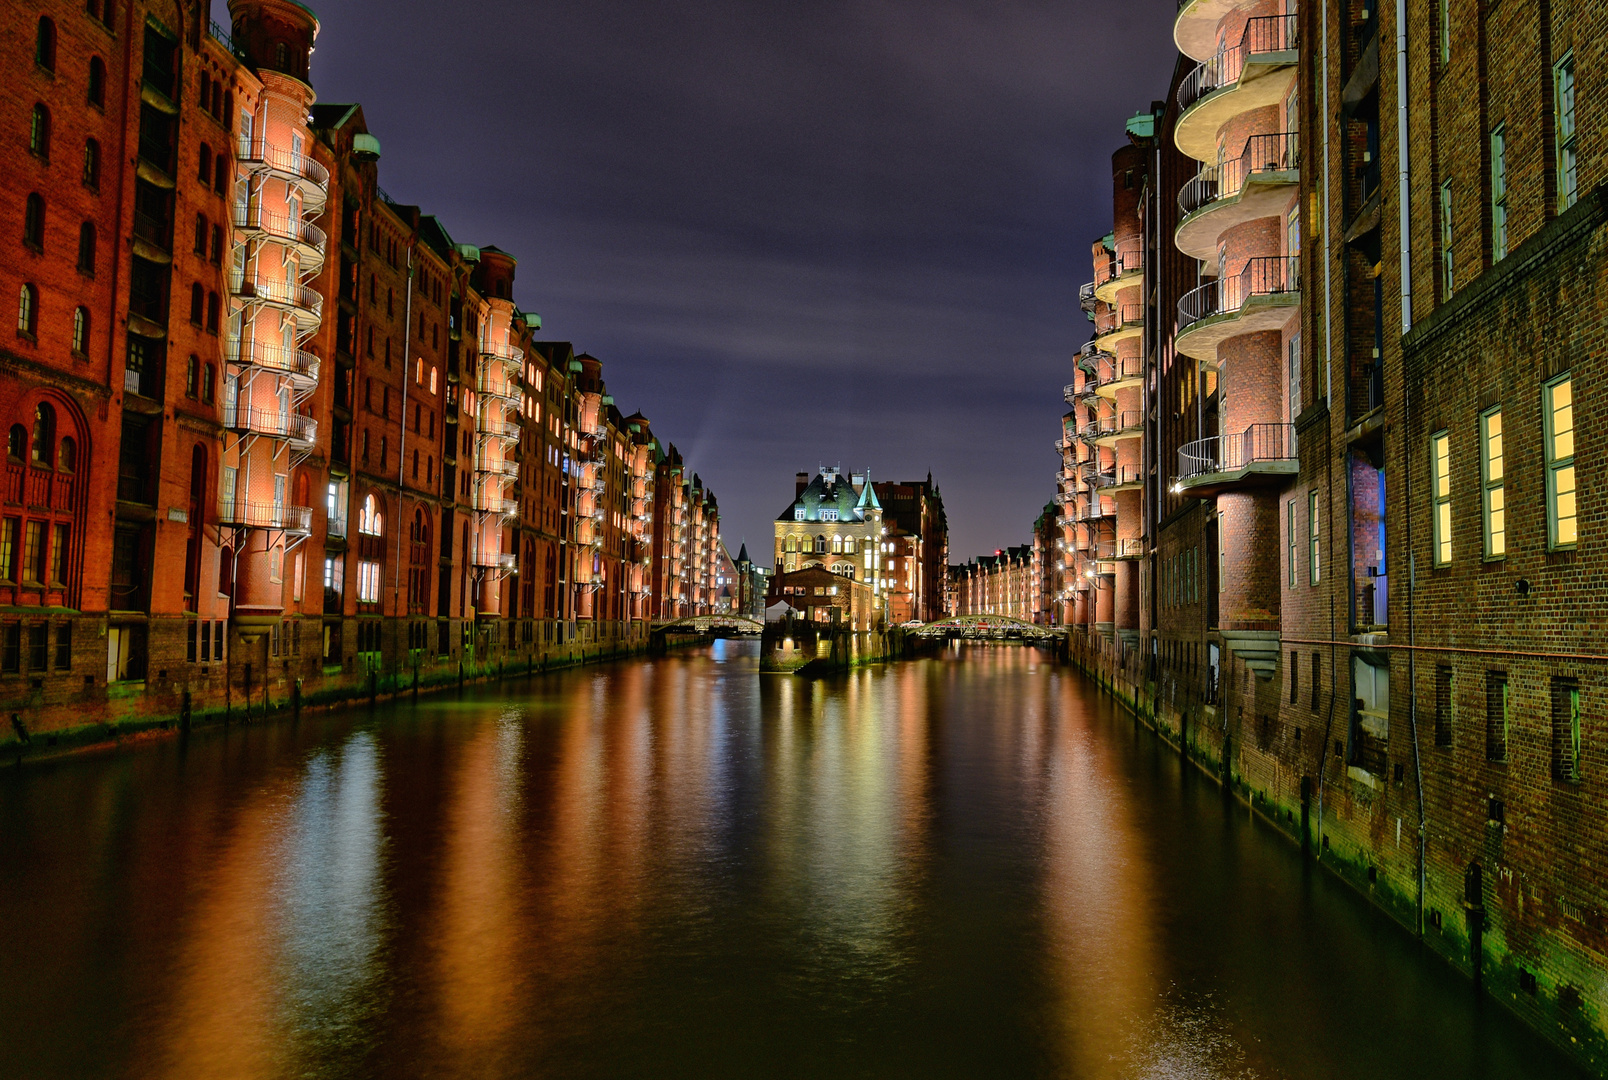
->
656 615 764 636
909 615 1064 642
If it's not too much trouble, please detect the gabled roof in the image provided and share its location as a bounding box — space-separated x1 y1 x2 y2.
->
777 469 876 523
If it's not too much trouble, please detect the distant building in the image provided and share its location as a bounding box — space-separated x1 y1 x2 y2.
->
773 467 885 583
950 547 1036 621
765 567 874 630
872 476 949 622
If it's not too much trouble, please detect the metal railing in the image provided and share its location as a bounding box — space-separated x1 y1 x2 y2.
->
236 136 330 189
232 276 324 321
476 457 518 478
1178 256 1300 329
1094 303 1145 337
1116 537 1147 559
469 492 517 517
473 552 517 571
223 404 317 444
482 340 524 365
1178 15 1298 113
1177 423 1298 479
226 340 320 382
476 371 519 403
1179 132 1299 216
1097 409 1144 435
1079 281 1098 311
208 20 245 58
232 206 327 254
1094 352 1146 387
1094 243 1143 289
217 499 313 532
478 417 520 440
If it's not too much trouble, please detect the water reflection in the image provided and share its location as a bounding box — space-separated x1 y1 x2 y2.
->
0 643 1585 1079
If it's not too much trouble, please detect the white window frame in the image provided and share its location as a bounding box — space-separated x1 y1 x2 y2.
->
1544 374 1576 549
1430 430 1452 566
1480 406 1505 559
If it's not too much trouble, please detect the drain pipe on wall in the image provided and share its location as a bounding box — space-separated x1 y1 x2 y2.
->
1315 0 1337 857
1396 0 1427 939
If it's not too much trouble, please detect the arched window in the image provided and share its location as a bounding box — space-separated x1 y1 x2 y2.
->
415 357 423 384
210 82 222 118
198 143 211 184
815 536 827 554
186 354 199 397
785 535 797 553
23 194 44 249
206 291 219 333
8 426 25 460
275 42 287 68
77 223 95 274
29 104 49 160
219 544 233 597
35 17 56 73
202 364 216 403
359 493 382 536
845 538 856 554
83 138 100 189
32 403 54 466
59 437 75 473
71 307 88 356
189 283 204 325
430 366 438 394
17 285 37 338
88 58 105 107
831 535 843 554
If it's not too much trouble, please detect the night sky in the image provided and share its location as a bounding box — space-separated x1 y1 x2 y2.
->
299 1 1180 563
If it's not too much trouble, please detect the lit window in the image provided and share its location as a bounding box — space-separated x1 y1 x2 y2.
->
1544 376 1575 548
1480 407 1505 558
1430 431 1452 565
1308 490 1321 585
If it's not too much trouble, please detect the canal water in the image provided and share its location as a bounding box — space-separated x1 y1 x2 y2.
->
0 643 1584 1079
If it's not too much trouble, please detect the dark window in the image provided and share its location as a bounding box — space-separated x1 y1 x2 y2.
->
30 104 50 160
23 194 44 249
206 291 219 333
214 155 227 194
71 307 88 355
36 17 56 73
211 224 223 263
1 624 18 674
198 143 212 185
190 283 204 325
77 222 96 274
31 403 54 466
1486 671 1508 762
54 623 70 670
187 619 198 662
88 57 106 107
186 354 199 398
83 139 100 189
202 364 215 403
27 624 47 672
1311 652 1321 711
194 213 208 255
1552 677 1581 782
1289 651 1299 704
17 285 37 339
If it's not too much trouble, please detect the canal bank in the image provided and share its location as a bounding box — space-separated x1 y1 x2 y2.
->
0 619 691 770
1064 633 1607 1077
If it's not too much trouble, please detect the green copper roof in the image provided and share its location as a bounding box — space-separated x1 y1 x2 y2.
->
1125 111 1155 139
454 243 480 262
778 469 878 524
521 310 541 329
1100 232 1115 251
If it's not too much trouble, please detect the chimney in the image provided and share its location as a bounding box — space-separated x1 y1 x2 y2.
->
850 473 865 492
796 472 809 498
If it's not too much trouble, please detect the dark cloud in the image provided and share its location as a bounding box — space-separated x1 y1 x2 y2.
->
303 0 1179 560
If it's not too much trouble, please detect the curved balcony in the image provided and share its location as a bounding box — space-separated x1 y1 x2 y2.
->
235 136 329 211
1094 463 1145 492
1093 353 1145 399
469 490 518 519
1174 0 1263 61
1079 280 1099 314
477 417 520 444
1092 303 1144 350
225 340 320 389
223 403 317 450
1093 244 1143 305
1055 490 1078 507
1175 15 1298 162
1175 422 1298 496
231 275 323 331
232 206 327 267
1078 340 1111 370
1176 133 1299 261
1094 409 1145 447
476 371 519 407
476 456 519 479
473 552 517 572
1054 437 1076 457
1073 496 1113 523
216 499 313 534
1176 256 1300 362
481 340 524 380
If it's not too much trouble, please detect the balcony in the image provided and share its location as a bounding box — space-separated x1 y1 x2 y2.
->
473 552 517 572
1093 352 1145 399
232 275 323 331
1054 437 1076 457
232 206 327 267
1114 537 1147 560
476 456 518 479
223 404 317 449
476 371 519 406
1175 256 1300 363
1073 496 1113 522
236 136 330 211
1176 132 1299 261
217 499 313 534
1175 15 1298 162
226 340 320 388
477 417 520 443
1095 463 1145 492
1175 422 1298 495
1093 243 1143 305
1092 303 1144 351
1094 409 1144 446
1079 281 1099 313
481 340 524 379
469 490 517 518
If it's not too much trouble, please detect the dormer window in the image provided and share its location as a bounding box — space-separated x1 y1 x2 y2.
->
821 508 838 522
794 507 804 521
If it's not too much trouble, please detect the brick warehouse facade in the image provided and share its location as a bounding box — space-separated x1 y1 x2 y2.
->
1043 1 1608 1070
0 0 730 758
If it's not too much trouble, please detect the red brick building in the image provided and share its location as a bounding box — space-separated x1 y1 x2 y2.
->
0 0 726 748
